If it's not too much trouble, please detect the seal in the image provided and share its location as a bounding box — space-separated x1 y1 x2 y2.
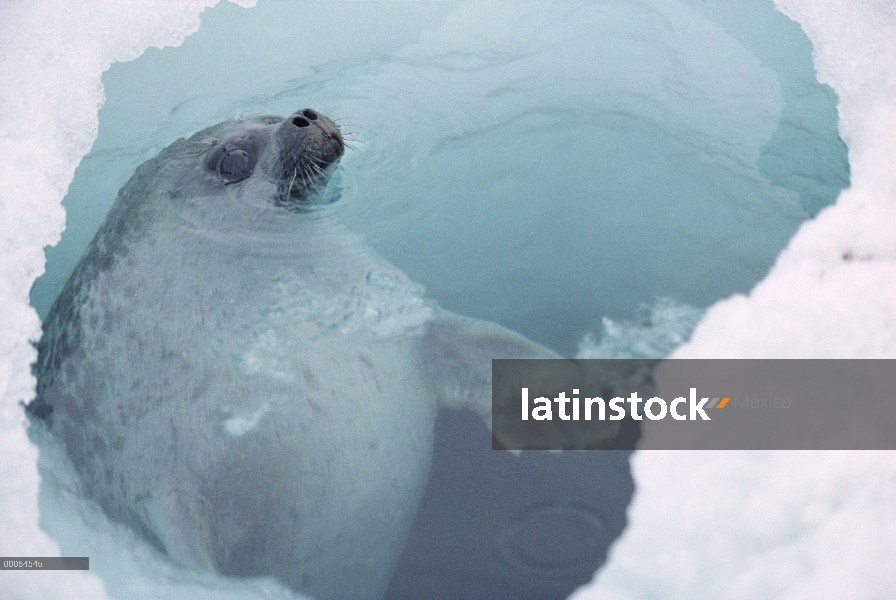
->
29 109 629 600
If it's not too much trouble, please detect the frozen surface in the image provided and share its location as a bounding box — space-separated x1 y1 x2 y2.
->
0 0 892 599
574 450 896 600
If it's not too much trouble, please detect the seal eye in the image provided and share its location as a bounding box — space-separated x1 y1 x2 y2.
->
218 148 252 183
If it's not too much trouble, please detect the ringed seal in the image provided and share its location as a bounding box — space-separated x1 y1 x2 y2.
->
28 108 632 599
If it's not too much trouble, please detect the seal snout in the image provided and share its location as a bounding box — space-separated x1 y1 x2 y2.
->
269 108 344 206
289 108 344 151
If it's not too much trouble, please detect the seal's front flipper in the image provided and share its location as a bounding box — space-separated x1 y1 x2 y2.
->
421 310 559 427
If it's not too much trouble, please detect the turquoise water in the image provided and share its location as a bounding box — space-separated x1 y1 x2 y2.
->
31 0 848 359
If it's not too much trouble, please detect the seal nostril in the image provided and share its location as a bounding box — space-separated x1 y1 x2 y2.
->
292 117 310 128
302 109 318 121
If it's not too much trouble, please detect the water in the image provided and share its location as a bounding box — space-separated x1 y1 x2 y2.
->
31 0 848 357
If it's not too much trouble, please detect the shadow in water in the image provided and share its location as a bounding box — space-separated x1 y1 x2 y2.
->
386 410 636 599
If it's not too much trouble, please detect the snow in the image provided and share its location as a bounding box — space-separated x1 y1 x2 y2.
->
1 1 893 599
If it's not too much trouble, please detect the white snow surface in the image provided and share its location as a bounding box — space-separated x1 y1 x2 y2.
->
0 1 894 599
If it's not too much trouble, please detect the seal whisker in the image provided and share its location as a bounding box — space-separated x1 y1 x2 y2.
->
308 158 326 177
333 130 367 155
304 162 325 196
328 118 366 140
300 162 318 196
287 167 298 198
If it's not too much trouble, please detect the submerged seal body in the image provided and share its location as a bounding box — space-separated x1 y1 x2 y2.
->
30 109 587 599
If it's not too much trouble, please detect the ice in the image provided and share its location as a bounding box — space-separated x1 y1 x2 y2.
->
1 0 893 599
573 451 896 600
573 1 896 599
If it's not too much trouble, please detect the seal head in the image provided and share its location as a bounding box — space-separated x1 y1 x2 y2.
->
200 108 344 207
29 109 345 423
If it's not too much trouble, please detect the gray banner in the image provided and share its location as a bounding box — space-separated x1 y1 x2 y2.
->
0 557 89 570
492 359 896 450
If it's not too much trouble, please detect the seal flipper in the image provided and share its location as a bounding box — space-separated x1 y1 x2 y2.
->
421 310 559 427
